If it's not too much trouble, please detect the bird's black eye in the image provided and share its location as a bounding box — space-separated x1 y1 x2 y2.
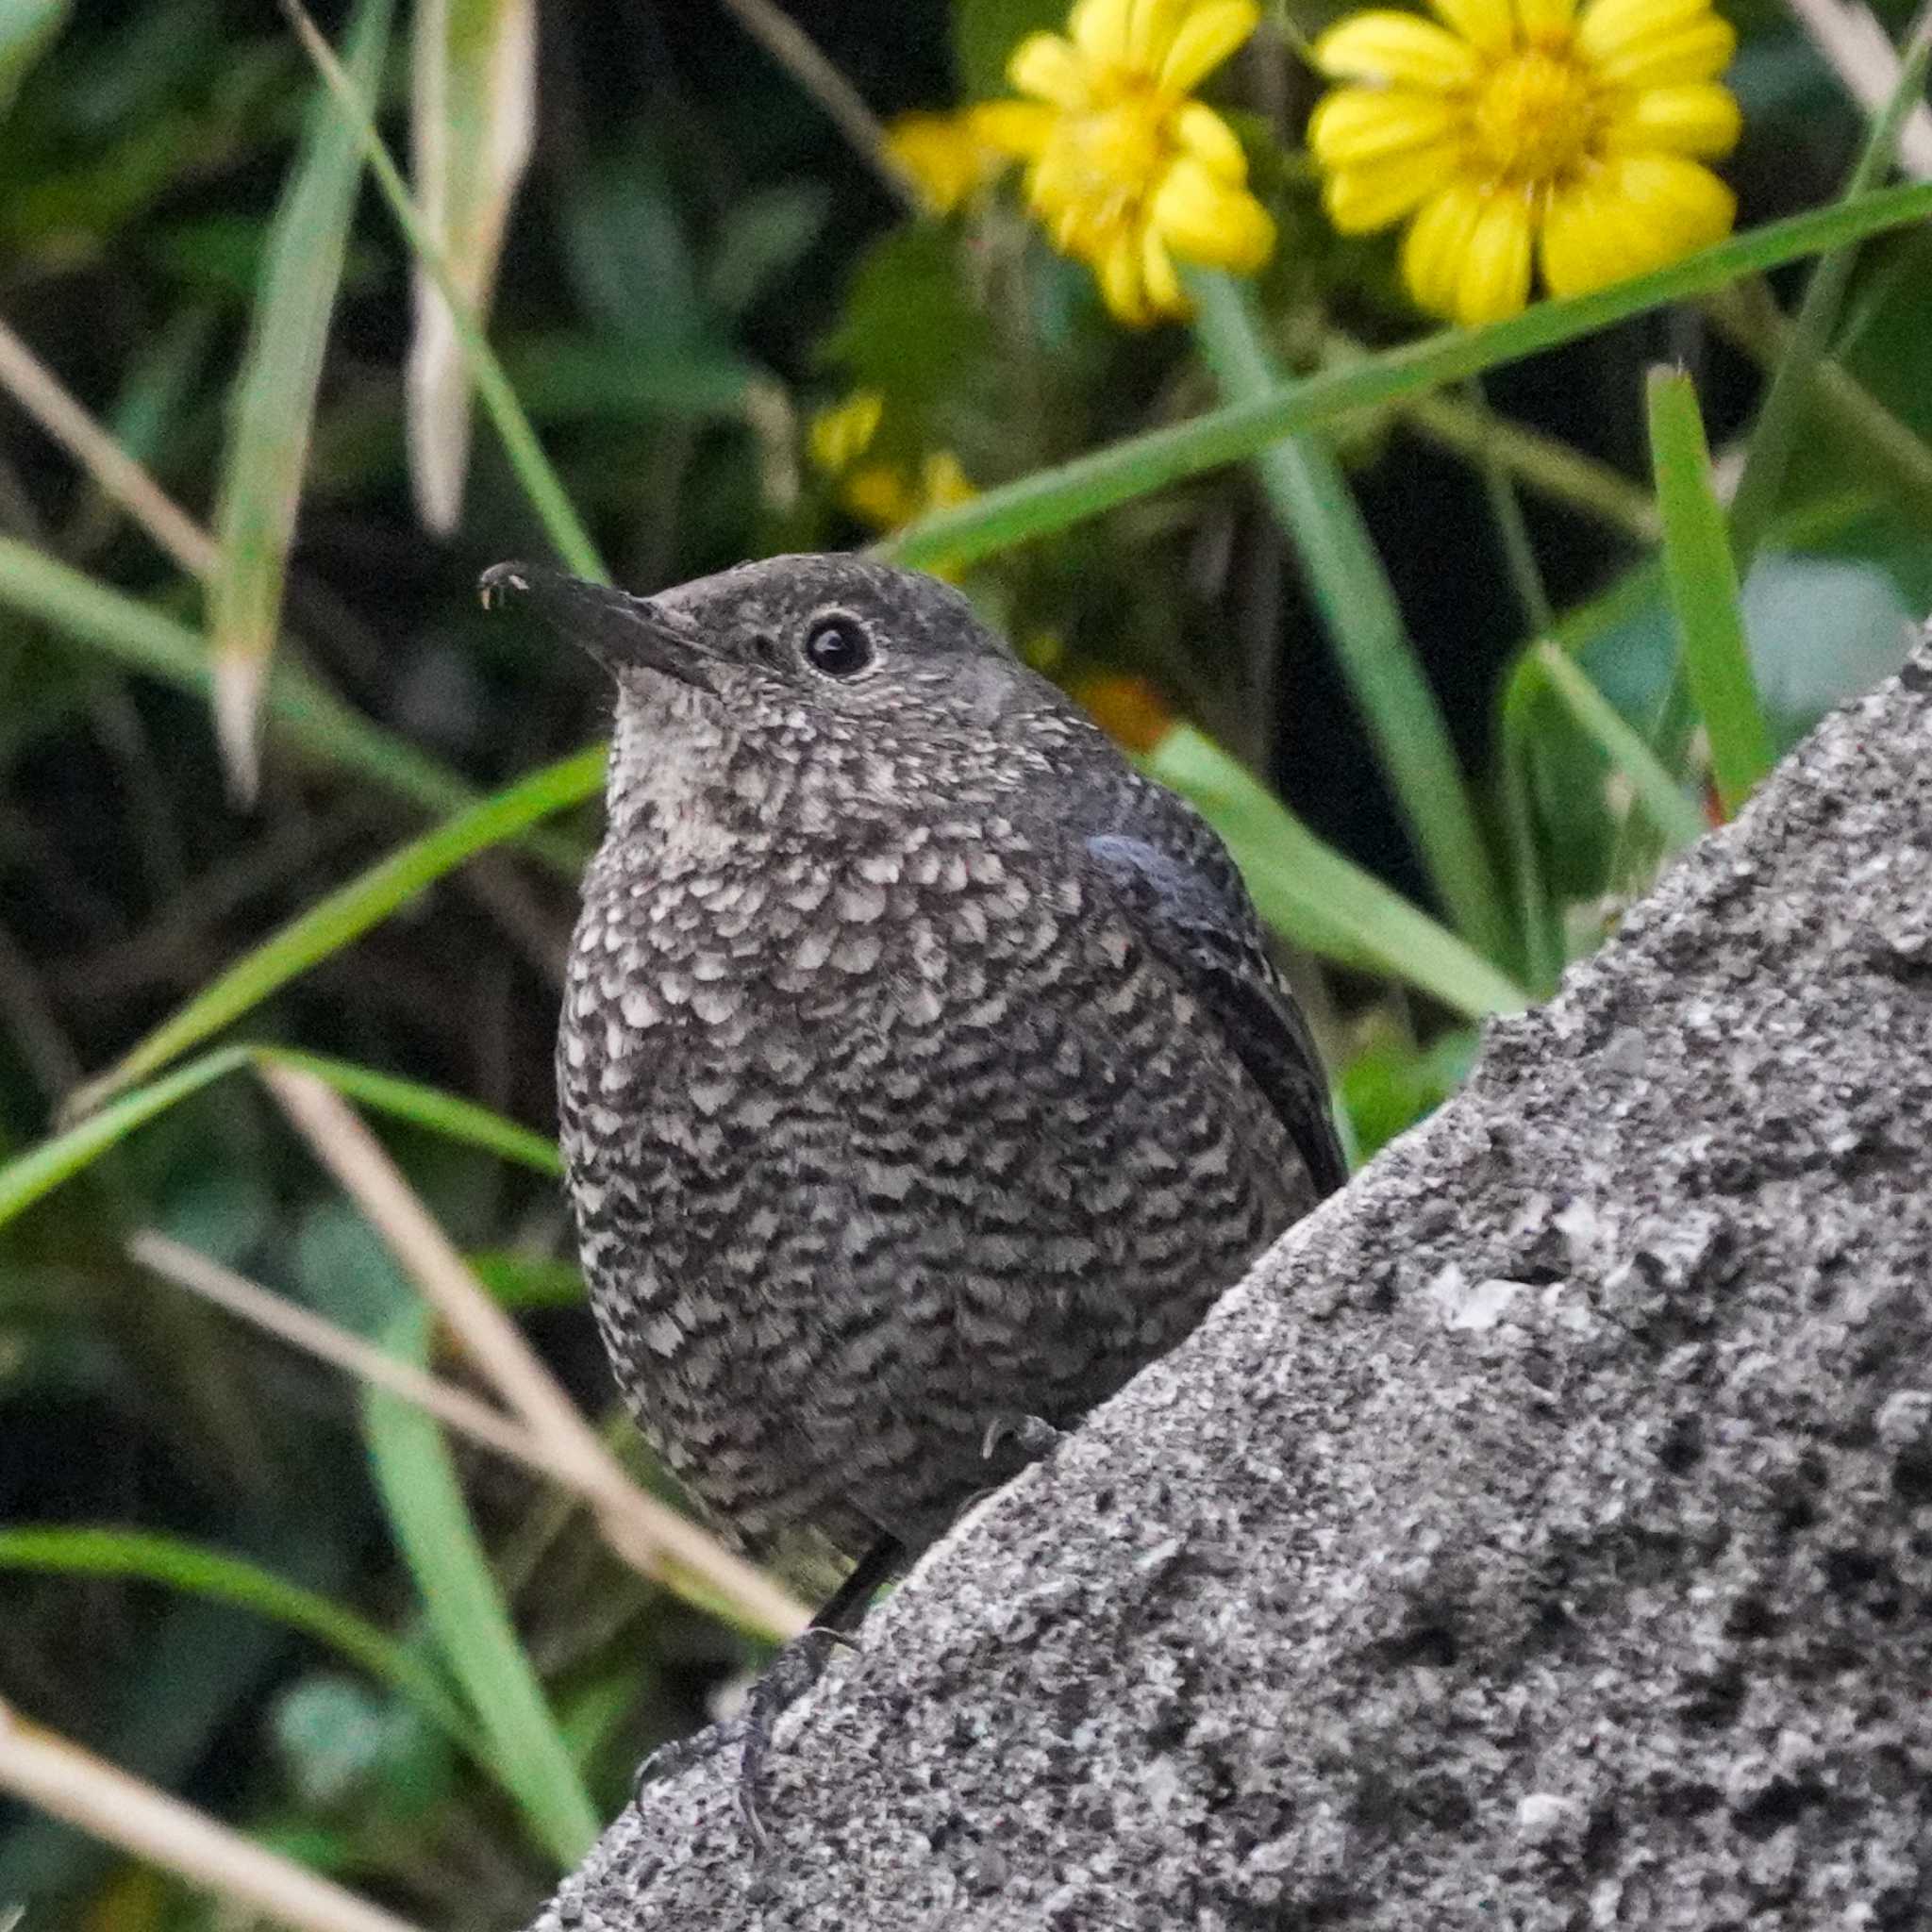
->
802 613 875 679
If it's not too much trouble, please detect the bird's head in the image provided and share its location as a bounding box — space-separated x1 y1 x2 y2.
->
481 553 1044 729
482 554 1087 836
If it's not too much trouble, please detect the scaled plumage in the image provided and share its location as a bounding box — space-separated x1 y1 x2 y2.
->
488 555 1342 1569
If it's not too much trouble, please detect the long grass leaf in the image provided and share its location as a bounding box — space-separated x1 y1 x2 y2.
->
0 1041 556 1235
280 0 606 582
1146 726 1525 1018
210 0 393 800
0 1048 247 1230
0 537 588 876
1646 369 1775 818
1727 18 1932 574
1494 708 1562 998
1191 271 1510 963
1527 643 1709 853
262 1049 560 1175
0 1527 480 1757
408 0 537 531
878 179 1932 573
0 0 69 115
72 747 607 1115
363 1302 598 1867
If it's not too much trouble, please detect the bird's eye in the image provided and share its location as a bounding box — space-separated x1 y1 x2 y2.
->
802 614 875 679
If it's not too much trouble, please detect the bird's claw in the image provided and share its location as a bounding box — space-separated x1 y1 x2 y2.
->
634 1624 859 1856
982 1412 1064 1462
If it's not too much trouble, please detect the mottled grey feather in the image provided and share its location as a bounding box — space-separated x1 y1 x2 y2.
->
491 554 1341 1569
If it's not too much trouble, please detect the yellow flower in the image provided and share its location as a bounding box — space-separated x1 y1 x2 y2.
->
808 390 887 476
808 391 978 548
987 0 1276 325
1308 0 1740 326
885 107 1027 214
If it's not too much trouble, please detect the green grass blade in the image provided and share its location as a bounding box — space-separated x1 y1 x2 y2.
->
0 1047 248 1232
1494 710 1562 998
364 1301 598 1867
0 1526 481 1757
281 0 606 583
73 746 608 1114
1146 725 1525 1018
0 1042 557 1234
878 179 1932 574
1190 272 1510 964
0 536 588 876
1726 20 1932 575
408 0 537 532
0 0 69 116
465 1251 583 1309
209 0 393 799
1646 369 1775 819
1527 642 1709 852
261 1048 560 1175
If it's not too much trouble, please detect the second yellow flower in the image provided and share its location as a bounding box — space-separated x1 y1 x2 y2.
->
991 0 1277 325
1309 0 1741 325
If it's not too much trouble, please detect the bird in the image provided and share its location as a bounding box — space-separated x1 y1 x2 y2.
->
482 552 1344 1786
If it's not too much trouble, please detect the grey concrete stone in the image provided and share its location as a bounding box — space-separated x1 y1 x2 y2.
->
529 636 1932 1931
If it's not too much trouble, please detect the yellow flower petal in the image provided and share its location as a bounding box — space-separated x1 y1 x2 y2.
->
1009 32 1091 107
1591 11 1735 85
809 391 884 473
1151 157 1275 267
1601 150 1735 253
1399 179 1488 316
1575 0 1730 67
1540 176 1627 294
1141 225 1187 313
1602 79 1740 156
971 99 1056 158
845 462 918 529
1321 143 1457 231
1514 0 1576 42
1126 0 1191 70
1174 100 1248 180
1456 190 1534 324
1307 85 1462 168
884 112 992 214
1072 0 1136 64
1098 230 1154 323
1310 12 1483 89
919 451 977 512
1158 0 1261 91
1427 0 1515 56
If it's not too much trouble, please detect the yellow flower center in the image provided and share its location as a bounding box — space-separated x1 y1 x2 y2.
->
1042 79 1174 243
1467 46 1601 186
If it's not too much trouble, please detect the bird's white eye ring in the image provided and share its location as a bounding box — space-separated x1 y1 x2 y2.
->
802 613 874 678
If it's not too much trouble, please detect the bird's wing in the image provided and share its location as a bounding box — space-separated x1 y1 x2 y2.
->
1078 785 1348 1200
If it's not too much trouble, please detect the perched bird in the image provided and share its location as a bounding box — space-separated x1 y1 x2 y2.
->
485 554 1343 1622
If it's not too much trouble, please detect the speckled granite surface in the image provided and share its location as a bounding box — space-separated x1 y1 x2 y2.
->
531 641 1932 1931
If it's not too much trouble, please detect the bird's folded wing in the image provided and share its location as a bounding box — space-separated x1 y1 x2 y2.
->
1079 796 1347 1199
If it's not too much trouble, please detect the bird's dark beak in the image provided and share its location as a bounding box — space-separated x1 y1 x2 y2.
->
479 561 717 692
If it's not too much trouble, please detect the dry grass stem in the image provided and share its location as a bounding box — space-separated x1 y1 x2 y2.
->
260 1062 811 1637
0 1697 425 1932
1781 0 1932 175
711 0 923 210
127 1229 576 1479
0 317 219 579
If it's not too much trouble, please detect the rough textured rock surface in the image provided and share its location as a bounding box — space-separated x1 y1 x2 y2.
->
530 642 1932 1931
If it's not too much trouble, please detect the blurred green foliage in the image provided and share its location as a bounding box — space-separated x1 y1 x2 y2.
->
3 1 1932 1927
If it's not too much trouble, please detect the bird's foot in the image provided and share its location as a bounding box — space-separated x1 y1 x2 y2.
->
733 1625 858 1853
633 1720 732 1802
982 1411 1065 1462
631 1624 860 1855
